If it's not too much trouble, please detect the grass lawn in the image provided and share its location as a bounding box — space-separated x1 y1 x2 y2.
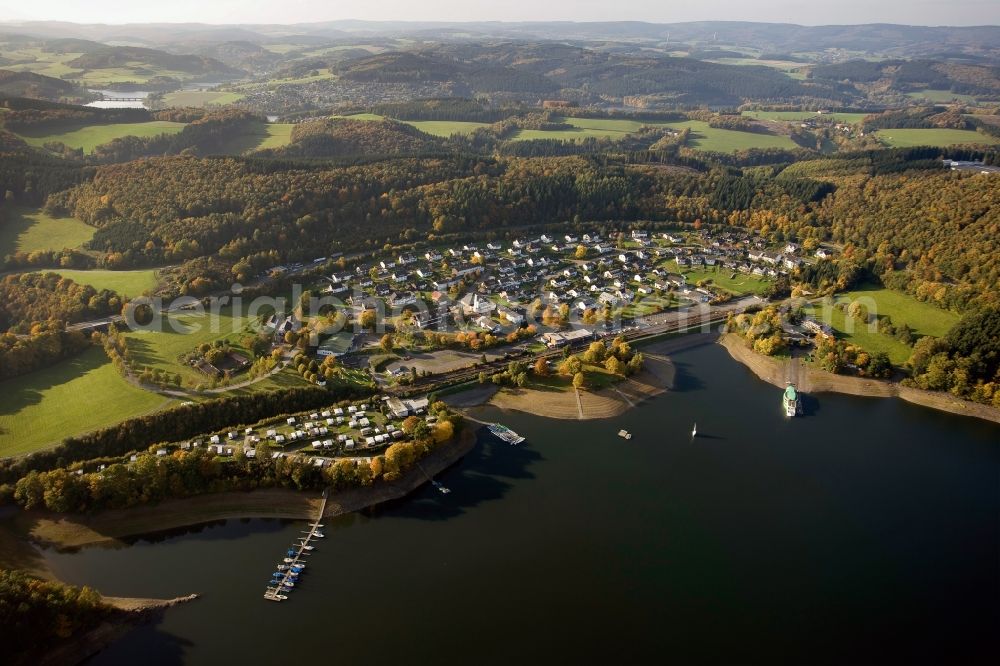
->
511 116 670 141
670 120 798 152
0 348 172 456
831 285 961 338
742 111 869 124
17 121 186 153
663 259 772 296
907 89 977 104
335 113 489 137
41 269 159 298
810 284 962 366
218 121 295 154
824 307 916 366
20 120 184 153
406 119 490 137
123 305 266 387
160 90 245 107
875 128 1000 148
0 207 94 255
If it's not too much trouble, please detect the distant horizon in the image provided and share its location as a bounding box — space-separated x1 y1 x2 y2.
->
1 18 999 29
0 0 997 29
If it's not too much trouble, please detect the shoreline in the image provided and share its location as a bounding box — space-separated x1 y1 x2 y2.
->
20 594 199 666
448 333 717 420
719 334 1000 424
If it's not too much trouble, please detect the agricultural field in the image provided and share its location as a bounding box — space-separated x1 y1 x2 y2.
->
0 207 94 255
406 119 490 137
742 111 869 124
0 348 172 457
16 120 186 153
907 89 978 103
220 121 295 153
335 113 489 137
817 285 962 366
511 115 669 141
875 128 1000 148
160 90 245 107
669 120 797 153
0 46 85 79
41 269 159 297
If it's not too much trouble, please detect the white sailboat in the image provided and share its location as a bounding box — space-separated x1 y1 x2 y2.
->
691 422 697 438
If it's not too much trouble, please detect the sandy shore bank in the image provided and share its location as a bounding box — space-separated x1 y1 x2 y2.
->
719 334 1000 424
12 428 477 551
447 333 717 420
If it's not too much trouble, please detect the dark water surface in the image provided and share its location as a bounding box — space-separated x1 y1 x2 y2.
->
45 344 999 665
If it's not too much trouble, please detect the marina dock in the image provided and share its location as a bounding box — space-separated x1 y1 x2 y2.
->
264 490 328 602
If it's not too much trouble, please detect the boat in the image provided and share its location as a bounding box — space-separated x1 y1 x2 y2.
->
617 429 632 440
487 423 525 445
283 557 296 563
276 565 289 571
296 544 315 551
691 422 697 438
783 384 802 417
314 532 325 538
430 480 451 494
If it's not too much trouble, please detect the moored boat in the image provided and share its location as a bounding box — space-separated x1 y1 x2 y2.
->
487 423 525 445
783 384 801 417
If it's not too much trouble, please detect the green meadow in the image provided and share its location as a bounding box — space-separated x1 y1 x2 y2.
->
511 115 667 141
17 121 186 153
670 120 797 153
0 348 172 457
907 89 977 103
875 128 1000 148
742 111 869 124
0 207 94 255
42 269 160 298
218 121 295 154
813 285 961 366
123 306 268 387
335 113 489 137
406 119 490 137
662 259 772 296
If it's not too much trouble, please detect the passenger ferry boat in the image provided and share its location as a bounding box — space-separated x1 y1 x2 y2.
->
487 423 525 445
783 384 802 417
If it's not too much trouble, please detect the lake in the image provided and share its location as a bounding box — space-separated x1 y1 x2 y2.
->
42 344 1000 665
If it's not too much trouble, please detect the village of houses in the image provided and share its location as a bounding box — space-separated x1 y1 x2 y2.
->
261 224 834 381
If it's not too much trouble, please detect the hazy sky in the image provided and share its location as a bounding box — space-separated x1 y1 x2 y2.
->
1 0 997 26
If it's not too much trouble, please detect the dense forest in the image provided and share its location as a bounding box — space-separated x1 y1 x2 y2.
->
0 273 121 333
0 323 91 379
906 308 1000 405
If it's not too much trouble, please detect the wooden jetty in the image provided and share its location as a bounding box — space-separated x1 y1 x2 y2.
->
264 490 327 602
